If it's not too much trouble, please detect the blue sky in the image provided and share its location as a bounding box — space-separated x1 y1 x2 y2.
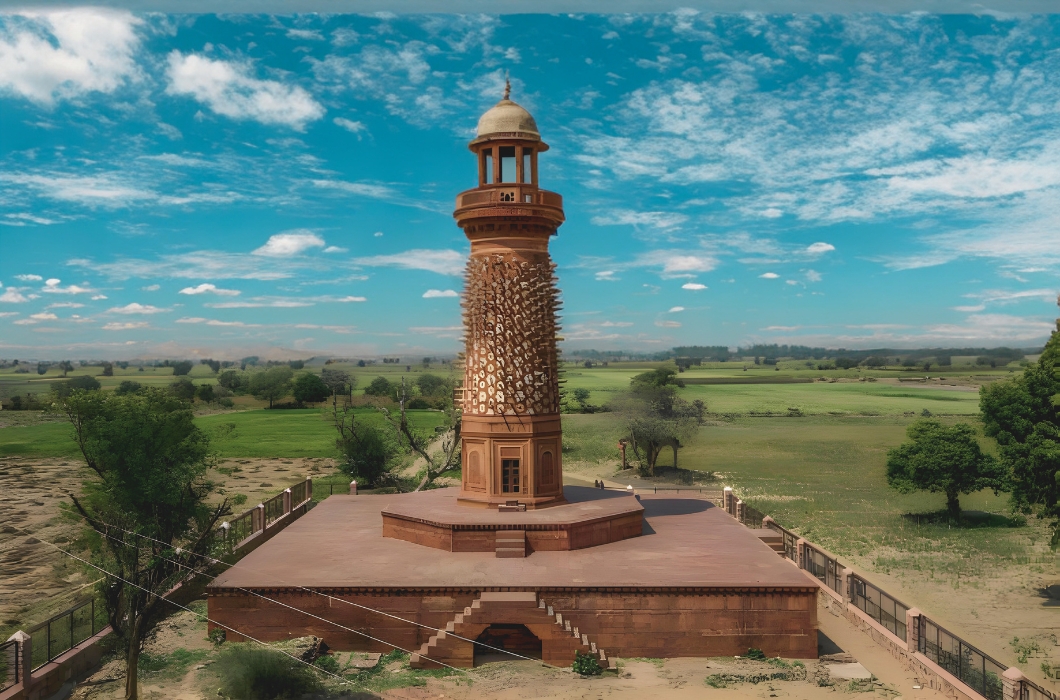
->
1 10 1058 360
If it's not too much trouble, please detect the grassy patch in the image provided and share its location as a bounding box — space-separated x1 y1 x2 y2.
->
139 647 210 680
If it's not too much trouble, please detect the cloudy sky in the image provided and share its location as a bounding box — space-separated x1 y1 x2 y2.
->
1 10 1058 360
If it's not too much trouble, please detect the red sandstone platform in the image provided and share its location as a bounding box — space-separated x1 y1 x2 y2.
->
208 486 809 590
381 486 644 552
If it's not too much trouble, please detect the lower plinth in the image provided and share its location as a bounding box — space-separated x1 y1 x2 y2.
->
382 486 643 553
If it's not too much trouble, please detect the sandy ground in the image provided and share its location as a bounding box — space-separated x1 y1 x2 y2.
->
0 456 335 633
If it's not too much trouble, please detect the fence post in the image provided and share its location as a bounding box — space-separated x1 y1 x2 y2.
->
8 630 31 693
283 488 292 516
723 487 733 515
840 568 853 603
350 480 358 496
796 538 806 569
762 515 774 529
306 477 312 500
905 608 921 654
1001 667 1024 700
254 504 265 534
220 521 230 550
735 499 745 523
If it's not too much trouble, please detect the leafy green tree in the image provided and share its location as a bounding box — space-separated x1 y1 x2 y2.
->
59 360 74 377
364 376 393 398
217 370 248 393
61 388 227 700
335 418 400 487
980 326 1060 542
102 362 114 376
288 359 305 370
169 377 196 401
416 373 448 398
249 366 294 408
886 420 1006 520
115 380 142 396
195 383 215 403
37 362 48 375
52 374 102 399
292 372 329 404
622 369 699 476
835 357 859 370
171 360 194 376
573 388 591 404
862 356 888 368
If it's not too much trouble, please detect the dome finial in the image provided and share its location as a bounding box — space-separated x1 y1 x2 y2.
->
503 72 511 100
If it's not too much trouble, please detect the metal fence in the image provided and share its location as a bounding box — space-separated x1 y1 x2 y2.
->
740 503 766 528
263 492 286 528
917 616 1006 700
764 520 799 562
290 479 308 506
802 543 843 596
1022 678 1059 700
27 599 102 672
1 638 17 692
225 508 254 551
850 574 909 641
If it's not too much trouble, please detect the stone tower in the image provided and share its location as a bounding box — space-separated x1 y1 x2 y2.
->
454 83 566 509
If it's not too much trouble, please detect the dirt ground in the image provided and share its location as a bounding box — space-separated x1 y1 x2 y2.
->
0 456 335 635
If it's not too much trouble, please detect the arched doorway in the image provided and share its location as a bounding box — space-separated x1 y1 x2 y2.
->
473 624 542 665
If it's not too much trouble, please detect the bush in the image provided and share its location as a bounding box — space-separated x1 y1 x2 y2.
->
314 654 339 673
572 650 602 676
745 648 766 660
292 373 330 404
170 378 196 401
196 384 215 403
364 376 393 397
214 644 322 700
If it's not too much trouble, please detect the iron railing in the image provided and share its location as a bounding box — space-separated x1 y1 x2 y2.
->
850 573 909 641
0 638 17 692
802 543 843 596
740 503 766 528
764 520 799 562
290 480 308 506
27 599 101 672
263 492 286 528
1021 678 1058 700
225 508 254 550
917 616 1006 700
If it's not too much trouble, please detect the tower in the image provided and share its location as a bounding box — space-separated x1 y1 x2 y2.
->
455 83 565 509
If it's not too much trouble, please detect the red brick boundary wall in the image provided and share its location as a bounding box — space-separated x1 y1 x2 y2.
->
207 585 818 662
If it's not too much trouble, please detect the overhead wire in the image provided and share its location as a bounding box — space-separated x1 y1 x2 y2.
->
2 524 450 691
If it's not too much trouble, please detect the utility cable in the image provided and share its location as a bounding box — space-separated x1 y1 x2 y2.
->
83 515 555 665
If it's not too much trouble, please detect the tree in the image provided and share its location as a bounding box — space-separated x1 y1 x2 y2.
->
288 360 305 370
621 369 699 476
201 359 221 373
364 376 393 398
416 373 448 398
862 356 888 368
334 413 400 487
292 373 329 404
217 370 248 394
59 360 74 377
171 360 194 376
102 362 114 376
115 380 142 396
380 377 461 490
321 368 353 410
195 383 215 403
886 420 1006 520
169 378 196 401
980 337 1060 542
60 388 227 700
52 375 102 399
835 357 859 370
249 366 294 408
37 362 48 375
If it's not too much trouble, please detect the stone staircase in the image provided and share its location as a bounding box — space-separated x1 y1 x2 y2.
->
495 530 526 558
409 591 610 670
755 529 786 555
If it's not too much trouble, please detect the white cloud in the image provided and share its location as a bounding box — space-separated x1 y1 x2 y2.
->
15 274 43 281
333 117 367 136
681 282 707 290
178 283 241 296
0 288 30 303
335 296 366 302
759 272 780 279
176 317 206 324
205 299 313 308
41 278 93 294
287 28 324 41
806 242 835 255
591 210 688 230
165 51 324 129
252 231 326 257
45 302 83 309
355 249 465 276
635 250 718 279
102 321 149 330
655 320 681 328
109 303 167 315
422 289 458 298
953 304 986 312
668 306 685 313
91 294 108 300
141 284 160 291
0 311 18 317
805 270 822 283
595 270 619 281
323 246 347 254
0 9 143 106
28 312 57 320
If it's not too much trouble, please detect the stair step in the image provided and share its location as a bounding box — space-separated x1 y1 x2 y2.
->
496 547 527 558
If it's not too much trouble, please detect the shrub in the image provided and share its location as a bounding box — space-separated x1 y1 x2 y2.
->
364 376 393 397
745 648 766 660
214 644 321 700
115 380 142 395
572 650 602 676
314 654 339 673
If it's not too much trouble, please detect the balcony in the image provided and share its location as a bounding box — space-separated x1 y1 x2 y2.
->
455 186 563 211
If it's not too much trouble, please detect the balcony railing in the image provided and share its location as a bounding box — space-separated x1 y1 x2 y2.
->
456 186 562 210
